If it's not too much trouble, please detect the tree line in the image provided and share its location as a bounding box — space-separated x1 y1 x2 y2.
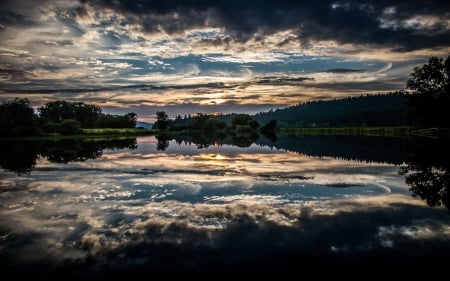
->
253 53 450 129
2 54 448 137
153 111 278 150
0 99 137 137
253 91 410 128
154 53 450 132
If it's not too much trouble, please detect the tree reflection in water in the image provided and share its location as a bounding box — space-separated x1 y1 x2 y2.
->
398 137 450 210
400 165 450 210
170 133 450 211
0 138 137 174
155 134 170 151
1 134 449 211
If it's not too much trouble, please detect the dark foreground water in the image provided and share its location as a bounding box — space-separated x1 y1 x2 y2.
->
0 134 449 278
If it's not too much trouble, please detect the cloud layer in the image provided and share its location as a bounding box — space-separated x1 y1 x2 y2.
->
0 1 449 119
81 0 450 50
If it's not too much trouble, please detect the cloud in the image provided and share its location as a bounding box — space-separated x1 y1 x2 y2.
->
0 10 35 29
0 0 449 119
0 68 32 82
255 76 314 85
81 0 450 51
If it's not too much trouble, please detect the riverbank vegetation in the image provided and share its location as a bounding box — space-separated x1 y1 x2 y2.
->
280 127 412 137
1 54 449 139
0 99 138 137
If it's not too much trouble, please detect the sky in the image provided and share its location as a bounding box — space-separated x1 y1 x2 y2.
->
0 0 449 121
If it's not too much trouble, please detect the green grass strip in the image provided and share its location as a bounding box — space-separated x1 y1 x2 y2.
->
279 127 412 137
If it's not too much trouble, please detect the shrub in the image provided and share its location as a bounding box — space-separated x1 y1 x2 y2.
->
41 121 60 134
58 119 81 135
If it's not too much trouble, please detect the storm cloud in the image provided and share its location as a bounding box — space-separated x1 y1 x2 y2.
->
0 0 449 119
80 0 450 51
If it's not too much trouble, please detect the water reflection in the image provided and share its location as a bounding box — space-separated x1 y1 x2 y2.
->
398 137 450 210
155 133 450 210
1 135 449 210
0 135 449 277
155 134 170 151
0 138 137 174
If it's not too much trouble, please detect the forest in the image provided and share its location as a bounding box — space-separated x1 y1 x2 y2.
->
0 100 137 137
252 54 450 129
253 91 410 128
1 53 449 137
157 53 449 132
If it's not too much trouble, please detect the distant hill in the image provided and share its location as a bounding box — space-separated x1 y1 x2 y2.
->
136 121 153 128
253 92 411 127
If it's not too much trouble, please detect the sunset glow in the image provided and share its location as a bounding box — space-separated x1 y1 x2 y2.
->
1 1 449 121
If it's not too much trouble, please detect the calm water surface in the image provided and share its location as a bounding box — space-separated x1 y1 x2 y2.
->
0 135 449 277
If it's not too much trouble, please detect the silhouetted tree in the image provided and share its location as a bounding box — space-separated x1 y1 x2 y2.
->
154 111 169 130
190 113 210 130
0 98 37 136
260 119 278 142
260 119 277 133
253 92 409 128
231 114 259 129
38 100 101 128
201 118 227 132
40 121 59 134
407 54 450 127
95 112 137 128
58 119 82 135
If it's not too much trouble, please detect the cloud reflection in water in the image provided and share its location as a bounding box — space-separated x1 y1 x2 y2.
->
0 136 449 277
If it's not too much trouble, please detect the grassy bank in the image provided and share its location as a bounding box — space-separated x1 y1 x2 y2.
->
82 128 156 136
0 128 157 141
280 127 412 137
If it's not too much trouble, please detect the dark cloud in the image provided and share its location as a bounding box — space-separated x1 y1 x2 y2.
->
308 80 407 92
1 82 232 94
255 76 314 85
0 10 35 30
276 34 298 47
81 0 450 51
200 36 232 46
0 68 32 82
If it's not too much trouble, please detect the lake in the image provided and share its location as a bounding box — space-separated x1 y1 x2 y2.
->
0 134 449 278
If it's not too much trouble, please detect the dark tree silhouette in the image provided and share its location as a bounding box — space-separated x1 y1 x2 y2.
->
57 119 82 135
253 92 409 128
231 114 259 130
407 56 449 96
38 100 102 128
95 112 137 128
407 54 450 128
154 111 169 130
0 98 37 136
